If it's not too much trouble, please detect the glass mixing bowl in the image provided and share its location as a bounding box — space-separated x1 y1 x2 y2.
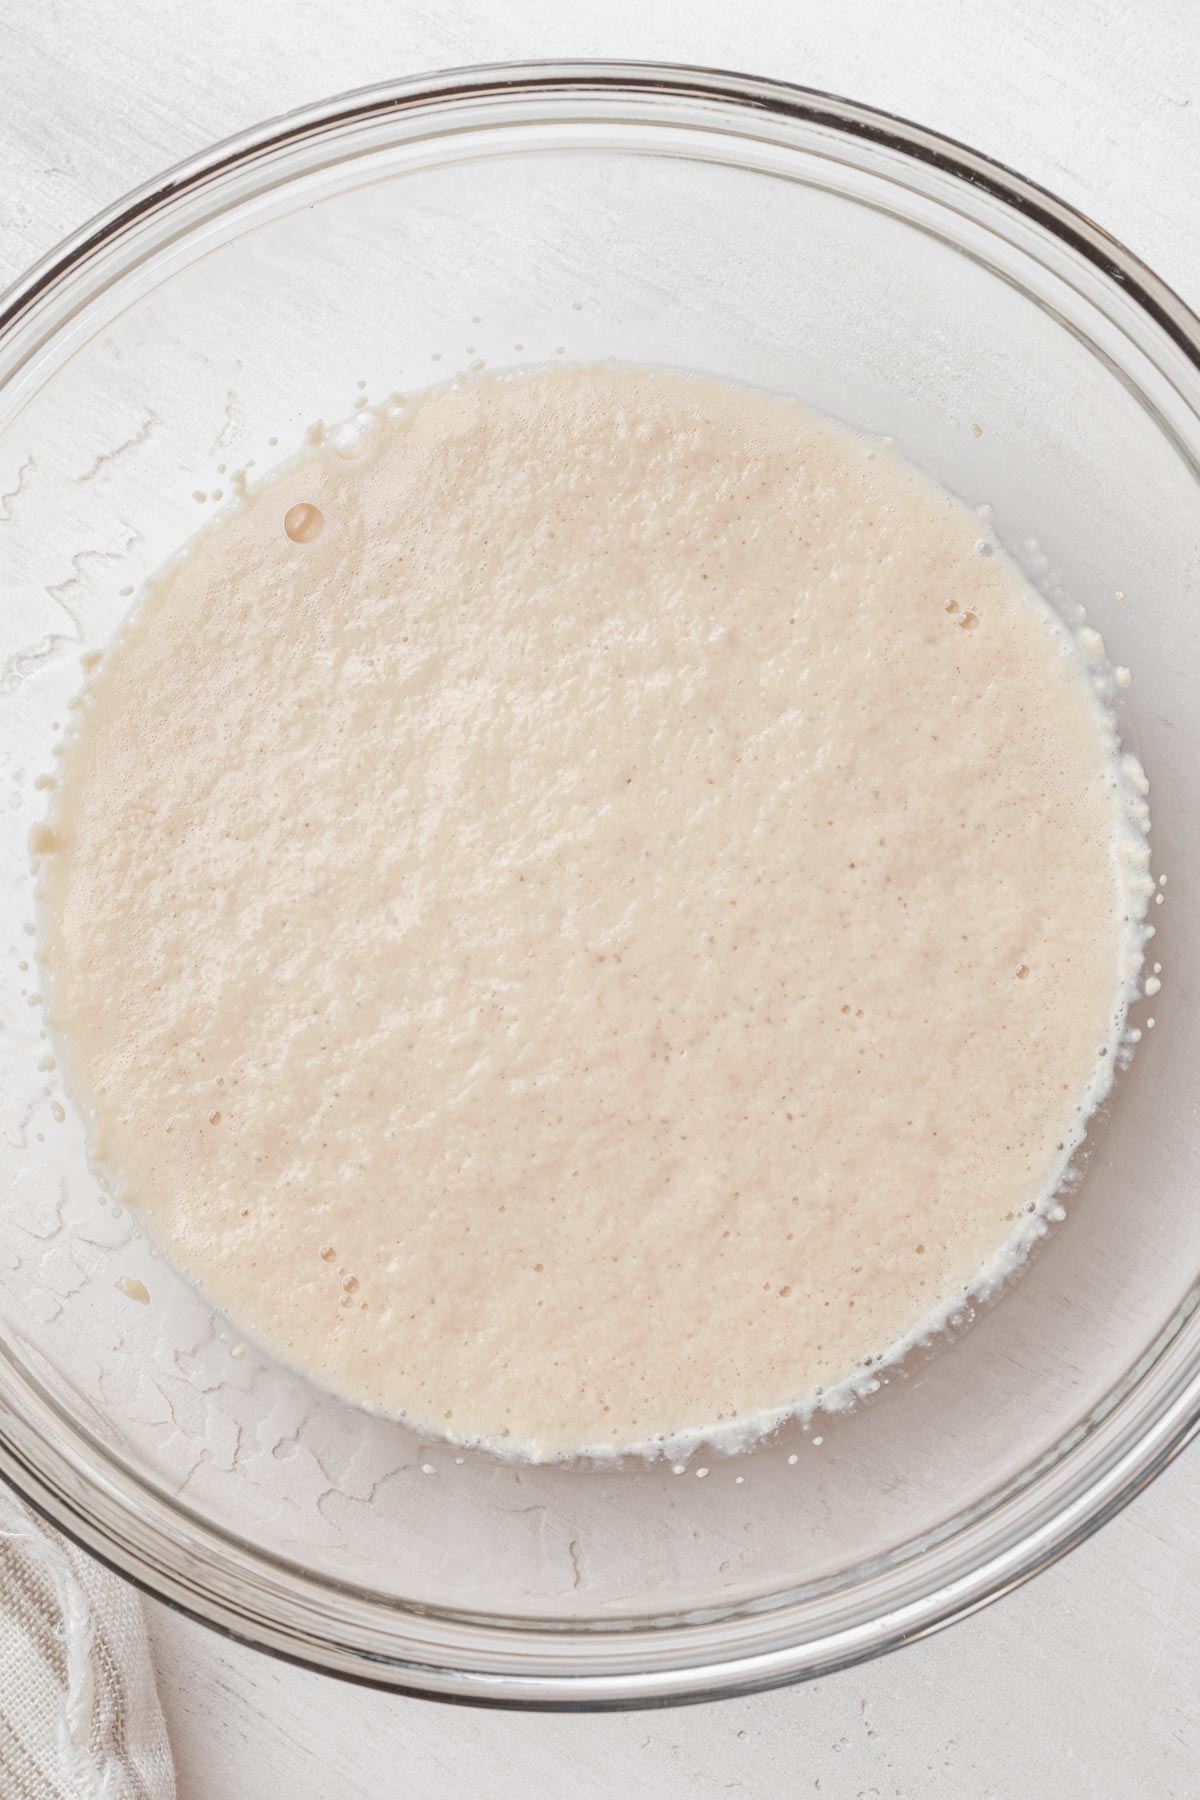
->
0 61 1197 1709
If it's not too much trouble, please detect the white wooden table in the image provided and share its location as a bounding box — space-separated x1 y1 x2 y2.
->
4 3 1198 1794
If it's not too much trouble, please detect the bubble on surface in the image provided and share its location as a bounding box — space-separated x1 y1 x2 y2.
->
284 503 324 544
330 413 376 460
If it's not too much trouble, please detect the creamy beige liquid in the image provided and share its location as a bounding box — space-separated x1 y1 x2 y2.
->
37 367 1144 1459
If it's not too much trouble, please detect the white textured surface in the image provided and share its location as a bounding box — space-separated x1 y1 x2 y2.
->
3 2 1198 1795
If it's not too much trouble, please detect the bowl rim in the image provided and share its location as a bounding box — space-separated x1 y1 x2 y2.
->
1 56 1199 1709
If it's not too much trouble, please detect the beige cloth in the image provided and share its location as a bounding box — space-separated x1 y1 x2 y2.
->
0 1483 175 1800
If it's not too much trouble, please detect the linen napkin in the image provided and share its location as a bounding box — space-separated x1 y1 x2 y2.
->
0 1482 175 1800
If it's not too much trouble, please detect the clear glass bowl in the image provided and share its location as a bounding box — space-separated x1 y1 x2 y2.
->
1 61 1198 1709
